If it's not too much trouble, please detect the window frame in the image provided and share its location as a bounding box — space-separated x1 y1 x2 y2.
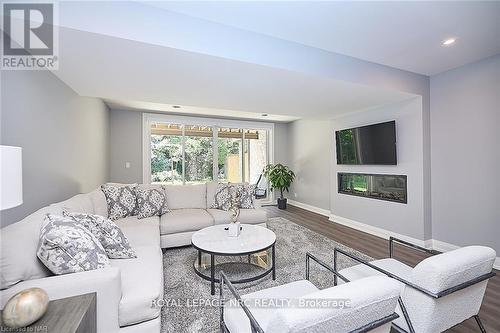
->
143 113 274 201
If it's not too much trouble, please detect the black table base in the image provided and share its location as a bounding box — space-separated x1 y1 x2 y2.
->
193 243 276 295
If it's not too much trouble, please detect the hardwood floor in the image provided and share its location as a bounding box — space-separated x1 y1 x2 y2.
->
263 204 500 333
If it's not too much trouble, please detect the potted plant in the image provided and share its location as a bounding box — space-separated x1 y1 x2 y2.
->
263 163 295 209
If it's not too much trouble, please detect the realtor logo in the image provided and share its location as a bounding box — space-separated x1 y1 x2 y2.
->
1 2 58 70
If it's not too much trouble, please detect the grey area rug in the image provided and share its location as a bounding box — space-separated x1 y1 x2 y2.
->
161 217 373 333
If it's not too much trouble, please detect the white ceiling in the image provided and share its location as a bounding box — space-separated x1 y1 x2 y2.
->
35 1 500 121
54 27 415 122
148 1 500 75
104 99 300 123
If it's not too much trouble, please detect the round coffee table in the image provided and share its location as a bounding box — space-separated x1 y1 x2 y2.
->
191 224 276 295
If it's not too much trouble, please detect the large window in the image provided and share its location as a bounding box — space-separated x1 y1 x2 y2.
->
144 115 274 199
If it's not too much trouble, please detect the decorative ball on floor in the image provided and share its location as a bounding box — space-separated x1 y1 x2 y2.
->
2 288 49 328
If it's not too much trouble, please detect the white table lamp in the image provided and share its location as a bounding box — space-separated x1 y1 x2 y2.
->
1 145 23 210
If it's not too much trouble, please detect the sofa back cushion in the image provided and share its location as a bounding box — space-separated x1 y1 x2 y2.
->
88 189 108 217
206 181 218 208
1 206 61 289
164 183 207 209
50 193 94 215
266 276 400 333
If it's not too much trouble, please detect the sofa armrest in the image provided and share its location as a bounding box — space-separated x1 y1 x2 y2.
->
1 267 122 333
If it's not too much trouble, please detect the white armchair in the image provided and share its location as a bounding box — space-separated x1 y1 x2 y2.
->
335 238 497 333
219 253 401 333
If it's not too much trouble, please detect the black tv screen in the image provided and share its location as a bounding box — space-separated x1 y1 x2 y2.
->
335 121 397 165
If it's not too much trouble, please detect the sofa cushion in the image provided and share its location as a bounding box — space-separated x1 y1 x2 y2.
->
64 212 136 259
136 187 170 218
114 216 160 247
207 209 232 225
211 183 232 211
37 214 110 275
164 184 207 209
160 209 213 235
1 206 60 289
110 245 163 327
238 209 267 224
235 184 256 209
101 184 138 220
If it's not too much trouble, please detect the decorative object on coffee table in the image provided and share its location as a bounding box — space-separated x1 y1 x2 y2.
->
263 163 295 209
1 293 96 333
192 224 276 295
228 187 241 237
2 288 49 328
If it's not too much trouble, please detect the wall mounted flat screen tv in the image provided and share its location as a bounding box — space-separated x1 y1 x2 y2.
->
335 120 397 165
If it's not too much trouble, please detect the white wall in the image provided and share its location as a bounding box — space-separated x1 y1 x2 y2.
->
287 120 332 210
109 109 289 184
0 71 110 227
331 97 426 240
430 55 500 253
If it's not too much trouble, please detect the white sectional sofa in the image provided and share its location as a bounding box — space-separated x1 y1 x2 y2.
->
160 182 267 247
0 182 267 333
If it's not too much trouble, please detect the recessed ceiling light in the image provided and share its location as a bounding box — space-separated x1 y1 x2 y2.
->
261 113 268 117
172 105 181 109
442 38 456 46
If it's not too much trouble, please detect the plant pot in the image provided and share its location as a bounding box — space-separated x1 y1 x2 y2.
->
277 198 287 210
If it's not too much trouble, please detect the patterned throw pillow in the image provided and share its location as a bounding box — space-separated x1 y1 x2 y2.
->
101 184 138 220
211 183 232 211
136 187 170 219
37 214 110 275
237 184 256 209
63 212 136 259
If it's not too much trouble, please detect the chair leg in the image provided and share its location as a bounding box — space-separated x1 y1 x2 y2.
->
474 315 487 333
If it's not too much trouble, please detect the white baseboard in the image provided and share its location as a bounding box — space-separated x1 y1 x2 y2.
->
287 200 331 217
284 203 500 270
330 214 500 270
329 214 431 248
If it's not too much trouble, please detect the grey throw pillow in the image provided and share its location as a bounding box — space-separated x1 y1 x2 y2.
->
37 214 110 275
136 187 170 219
64 211 136 259
101 184 138 220
211 183 232 211
237 184 256 209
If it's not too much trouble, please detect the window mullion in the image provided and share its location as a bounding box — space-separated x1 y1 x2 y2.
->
181 125 186 185
242 129 245 183
213 126 218 181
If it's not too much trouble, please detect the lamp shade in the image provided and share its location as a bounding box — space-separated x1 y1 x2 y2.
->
0 146 23 210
